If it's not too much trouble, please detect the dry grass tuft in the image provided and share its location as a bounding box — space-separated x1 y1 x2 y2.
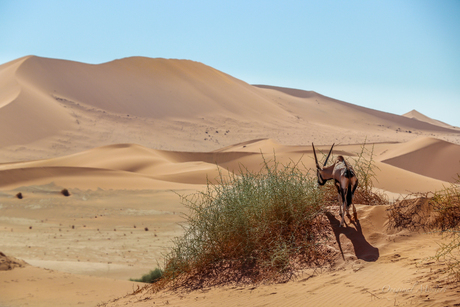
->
351 141 388 206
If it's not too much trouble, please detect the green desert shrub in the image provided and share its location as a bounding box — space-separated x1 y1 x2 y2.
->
154 156 333 290
130 268 163 283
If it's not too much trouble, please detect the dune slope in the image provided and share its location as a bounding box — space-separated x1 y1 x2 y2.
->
0 139 458 194
1 56 459 162
380 137 460 182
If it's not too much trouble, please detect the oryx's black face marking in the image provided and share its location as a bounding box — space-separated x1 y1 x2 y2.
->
316 169 327 186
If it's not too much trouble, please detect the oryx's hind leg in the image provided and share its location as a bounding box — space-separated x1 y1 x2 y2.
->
344 190 353 223
346 204 352 223
340 201 347 227
352 204 358 222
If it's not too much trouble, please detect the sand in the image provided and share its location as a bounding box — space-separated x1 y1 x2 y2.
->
1 56 460 306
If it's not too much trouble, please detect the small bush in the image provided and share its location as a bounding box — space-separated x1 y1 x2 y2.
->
431 177 460 280
152 156 333 290
350 141 387 206
430 180 460 230
130 268 163 283
61 189 70 197
434 229 460 281
16 192 23 199
388 183 460 231
387 176 460 280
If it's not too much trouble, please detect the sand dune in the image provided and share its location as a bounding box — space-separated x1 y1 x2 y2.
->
1 56 460 163
403 109 455 129
379 137 460 182
0 138 457 194
255 85 459 134
0 143 235 190
1 56 460 307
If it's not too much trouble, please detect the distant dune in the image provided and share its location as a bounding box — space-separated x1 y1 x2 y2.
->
402 109 455 129
1 56 459 162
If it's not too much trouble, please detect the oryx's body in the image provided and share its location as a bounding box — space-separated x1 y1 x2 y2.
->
312 143 358 227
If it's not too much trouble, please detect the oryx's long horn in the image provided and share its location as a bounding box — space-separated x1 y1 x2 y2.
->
324 143 335 166
312 143 320 168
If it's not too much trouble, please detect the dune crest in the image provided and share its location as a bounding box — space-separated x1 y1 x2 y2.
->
403 109 454 129
1 56 459 162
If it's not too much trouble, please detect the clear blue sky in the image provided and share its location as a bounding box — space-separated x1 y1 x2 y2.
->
1 0 459 126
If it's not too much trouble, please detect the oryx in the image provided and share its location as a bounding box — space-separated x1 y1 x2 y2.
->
312 143 359 227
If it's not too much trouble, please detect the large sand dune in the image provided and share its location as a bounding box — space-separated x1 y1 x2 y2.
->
1 56 459 162
1 56 460 306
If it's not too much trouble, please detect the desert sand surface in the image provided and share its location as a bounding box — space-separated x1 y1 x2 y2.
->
1 56 460 306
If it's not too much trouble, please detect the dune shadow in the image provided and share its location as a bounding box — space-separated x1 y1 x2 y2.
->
325 212 379 262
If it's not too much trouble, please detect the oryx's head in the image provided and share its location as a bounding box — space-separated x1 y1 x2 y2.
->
312 143 334 186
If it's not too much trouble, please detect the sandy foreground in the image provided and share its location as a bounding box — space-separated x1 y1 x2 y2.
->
1 56 460 306
1 140 460 307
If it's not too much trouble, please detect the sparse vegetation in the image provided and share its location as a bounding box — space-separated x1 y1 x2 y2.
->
388 175 460 280
350 141 387 206
130 268 163 283
431 177 460 280
151 156 333 290
137 143 389 290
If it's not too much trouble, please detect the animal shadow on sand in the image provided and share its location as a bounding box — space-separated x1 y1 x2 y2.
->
325 212 379 262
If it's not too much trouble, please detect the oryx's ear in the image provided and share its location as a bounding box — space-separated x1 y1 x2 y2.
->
312 143 320 169
324 143 335 166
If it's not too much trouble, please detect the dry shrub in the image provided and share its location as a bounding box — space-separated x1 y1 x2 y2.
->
431 179 460 280
61 189 70 197
387 193 437 230
434 228 460 281
430 182 460 230
388 185 460 231
387 178 460 280
351 141 388 206
150 157 334 291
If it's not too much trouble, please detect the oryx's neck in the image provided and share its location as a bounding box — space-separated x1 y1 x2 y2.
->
319 164 335 180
